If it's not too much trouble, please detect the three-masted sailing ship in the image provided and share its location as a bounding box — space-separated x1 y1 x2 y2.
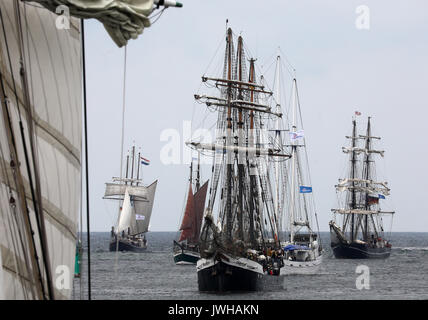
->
104 145 157 252
329 115 394 259
173 155 208 264
188 28 290 292
281 78 322 273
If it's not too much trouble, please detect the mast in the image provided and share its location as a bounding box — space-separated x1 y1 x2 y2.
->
247 57 257 247
274 56 281 231
196 152 200 191
136 151 141 186
131 145 135 183
225 27 233 244
289 79 297 243
349 118 357 241
236 35 244 241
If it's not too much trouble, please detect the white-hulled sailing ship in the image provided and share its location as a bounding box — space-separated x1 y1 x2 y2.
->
280 78 322 274
329 115 394 259
188 28 290 292
173 154 208 264
104 146 157 252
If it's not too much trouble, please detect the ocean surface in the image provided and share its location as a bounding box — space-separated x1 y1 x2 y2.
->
73 232 428 300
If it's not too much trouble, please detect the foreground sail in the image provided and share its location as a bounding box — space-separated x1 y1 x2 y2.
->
192 28 289 292
173 157 208 264
105 146 157 252
329 116 394 259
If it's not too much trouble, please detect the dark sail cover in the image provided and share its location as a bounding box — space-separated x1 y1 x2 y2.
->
178 181 209 243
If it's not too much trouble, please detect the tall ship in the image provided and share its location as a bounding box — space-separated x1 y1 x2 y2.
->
280 77 323 274
329 115 395 259
104 146 157 252
188 27 290 292
173 154 208 264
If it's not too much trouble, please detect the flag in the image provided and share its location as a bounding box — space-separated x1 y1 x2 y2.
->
135 214 145 220
355 111 361 116
290 130 304 141
367 194 379 204
141 157 150 165
299 186 312 193
378 194 386 199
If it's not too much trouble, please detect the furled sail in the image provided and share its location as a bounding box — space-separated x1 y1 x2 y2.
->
24 0 155 47
104 183 148 199
0 1 81 299
178 181 208 243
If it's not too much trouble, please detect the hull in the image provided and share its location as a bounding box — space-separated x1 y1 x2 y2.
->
281 254 323 275
174 251 200 265
109 239 147 252
197 253 263 292
331 242 391 259
173 241 200 265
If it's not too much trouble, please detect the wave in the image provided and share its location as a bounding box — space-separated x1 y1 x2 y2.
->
393 247 428 251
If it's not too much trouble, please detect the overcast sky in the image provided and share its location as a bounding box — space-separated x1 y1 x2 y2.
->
83 0 428 233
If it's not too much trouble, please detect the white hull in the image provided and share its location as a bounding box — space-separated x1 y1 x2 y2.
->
280 254 323 275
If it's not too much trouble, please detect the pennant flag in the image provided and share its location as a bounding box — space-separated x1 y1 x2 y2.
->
355 111 361 116
141 156 150 165
378 194 386 199
290 130 304 141
135 214 145 220
299 186 312 193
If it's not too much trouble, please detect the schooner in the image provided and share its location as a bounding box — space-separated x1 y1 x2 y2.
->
329 115 394 259
104 145 157 252
188 27 290 292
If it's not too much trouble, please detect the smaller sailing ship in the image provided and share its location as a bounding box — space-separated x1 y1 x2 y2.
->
173 155 209 264
280 78 322 274
104 145 157 252
329 115 395 259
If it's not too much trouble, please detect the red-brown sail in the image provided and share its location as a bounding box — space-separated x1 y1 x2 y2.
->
179 185 194 242
178 180 209 243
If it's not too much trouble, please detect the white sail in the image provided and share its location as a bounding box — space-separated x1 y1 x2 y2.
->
116 189 135 233
0 1 81 299
133 180 157 234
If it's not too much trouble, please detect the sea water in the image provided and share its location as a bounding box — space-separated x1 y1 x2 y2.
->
72 232 428 300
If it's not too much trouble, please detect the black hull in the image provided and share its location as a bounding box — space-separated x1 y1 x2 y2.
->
109 239 147 252
331 242 391 259
197 259 263 292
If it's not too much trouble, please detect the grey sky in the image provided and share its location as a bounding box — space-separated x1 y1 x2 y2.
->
84 0 428 232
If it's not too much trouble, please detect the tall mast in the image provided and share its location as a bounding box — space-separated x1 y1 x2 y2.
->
247 57 257 246
289 78 297 243
363 117 371 240
225 27 233 244
350 118 357 241
273 55 282 231
236 35 244 241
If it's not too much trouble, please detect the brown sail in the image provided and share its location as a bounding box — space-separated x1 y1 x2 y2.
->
178 181 209 243
179 185 195 242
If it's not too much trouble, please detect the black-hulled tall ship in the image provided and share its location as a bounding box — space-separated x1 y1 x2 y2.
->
104 145 157 252
329 115 395 259
187 28 290 292
173 155 209 264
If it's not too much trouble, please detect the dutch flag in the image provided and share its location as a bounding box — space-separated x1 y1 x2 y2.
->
141 157 150 166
